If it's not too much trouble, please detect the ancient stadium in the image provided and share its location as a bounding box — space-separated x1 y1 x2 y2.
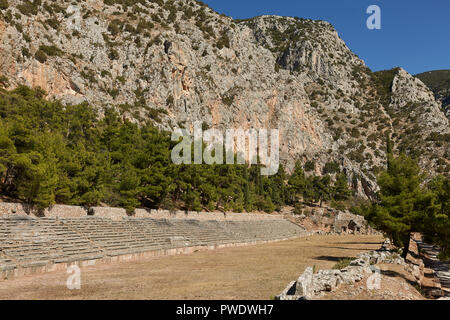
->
0 0 449 303
0 202 447 300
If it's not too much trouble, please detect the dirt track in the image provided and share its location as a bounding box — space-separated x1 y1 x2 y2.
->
0 234 383 300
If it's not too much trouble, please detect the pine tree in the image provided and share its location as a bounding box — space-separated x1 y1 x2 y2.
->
313 175 332 207
423 175 450 259
333 173 352 201
269 165 286 210
287 160 306 203
243 165 251 211
365 154 426 258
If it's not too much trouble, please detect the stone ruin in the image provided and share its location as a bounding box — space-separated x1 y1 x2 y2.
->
276 238 447 300
276 241 410 300
0 202 286 221
290 206 377 235
333 211 373 235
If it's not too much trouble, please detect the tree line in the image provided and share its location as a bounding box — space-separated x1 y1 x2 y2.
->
0 86 352 214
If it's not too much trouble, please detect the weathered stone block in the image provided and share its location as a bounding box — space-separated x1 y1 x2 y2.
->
295 267 314 299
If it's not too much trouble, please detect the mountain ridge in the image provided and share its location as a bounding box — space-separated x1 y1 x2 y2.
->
415 70 450 118
0 0 448 198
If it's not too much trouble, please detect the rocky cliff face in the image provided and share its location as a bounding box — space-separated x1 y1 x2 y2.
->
416 70 450 119
0 0 448 197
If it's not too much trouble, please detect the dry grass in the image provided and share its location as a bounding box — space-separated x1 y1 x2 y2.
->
0 234 383 300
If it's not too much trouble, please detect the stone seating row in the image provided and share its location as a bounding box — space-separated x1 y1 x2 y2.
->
0 216 307 276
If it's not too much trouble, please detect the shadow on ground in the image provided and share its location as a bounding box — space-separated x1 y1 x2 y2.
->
380 269 417 287
314 256 355 262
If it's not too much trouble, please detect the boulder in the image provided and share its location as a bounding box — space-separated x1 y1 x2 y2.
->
295 267 314 299
350 257 369 267
312 269 342 292
275 280 302 300
340 266 367 284
276 242 422 300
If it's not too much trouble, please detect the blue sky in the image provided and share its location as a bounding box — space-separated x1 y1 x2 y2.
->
201 0 450 75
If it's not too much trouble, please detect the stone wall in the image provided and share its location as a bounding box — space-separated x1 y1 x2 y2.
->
46 205 87 218
89 206 128 220
276 241 411 300
135 209 283 221
0 203 88 218
0 202 283 221
276 238 446 300
0 203 28 216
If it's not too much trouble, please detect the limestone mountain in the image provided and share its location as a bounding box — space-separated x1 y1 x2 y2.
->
0 0 448 198
415 70 450 118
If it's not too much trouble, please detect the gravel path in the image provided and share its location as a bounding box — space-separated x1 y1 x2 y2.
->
415 240 450 297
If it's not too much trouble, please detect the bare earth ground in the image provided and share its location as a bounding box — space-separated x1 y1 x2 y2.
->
0 235 387 300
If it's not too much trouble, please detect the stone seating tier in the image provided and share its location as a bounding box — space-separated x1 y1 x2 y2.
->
0 216 307 278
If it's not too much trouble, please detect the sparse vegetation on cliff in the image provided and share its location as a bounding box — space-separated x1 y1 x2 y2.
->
0 86 357 215
416 70 450 117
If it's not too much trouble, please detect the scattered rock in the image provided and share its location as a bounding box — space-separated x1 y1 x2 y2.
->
276 240 413 300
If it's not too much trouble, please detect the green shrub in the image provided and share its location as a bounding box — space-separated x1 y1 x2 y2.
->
45 18 59 30
0 0 8 10
80 69 98 84
198 22 215 39
304 160 315 172
99 70 110 79
438 251 449 262
323 161 339 174
124 23 135 34
34 49 47 63
21 47 30 58
201 121 210 131
151 13 161 23
116 76 126 84
108 20 121 37
14 22 23 33
2 9 12 23
39 45 63 57
0 75 9 87
333 257 354 270
17 1 38 16
109 49 119 60
293 202 303 215
107 88 119 98
221 95 234 106
167 10 176 23
216 33 230 49
147 107 167 123
330 200 346 211
347 150 364 163
166 95 174 106
351 128 360 138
